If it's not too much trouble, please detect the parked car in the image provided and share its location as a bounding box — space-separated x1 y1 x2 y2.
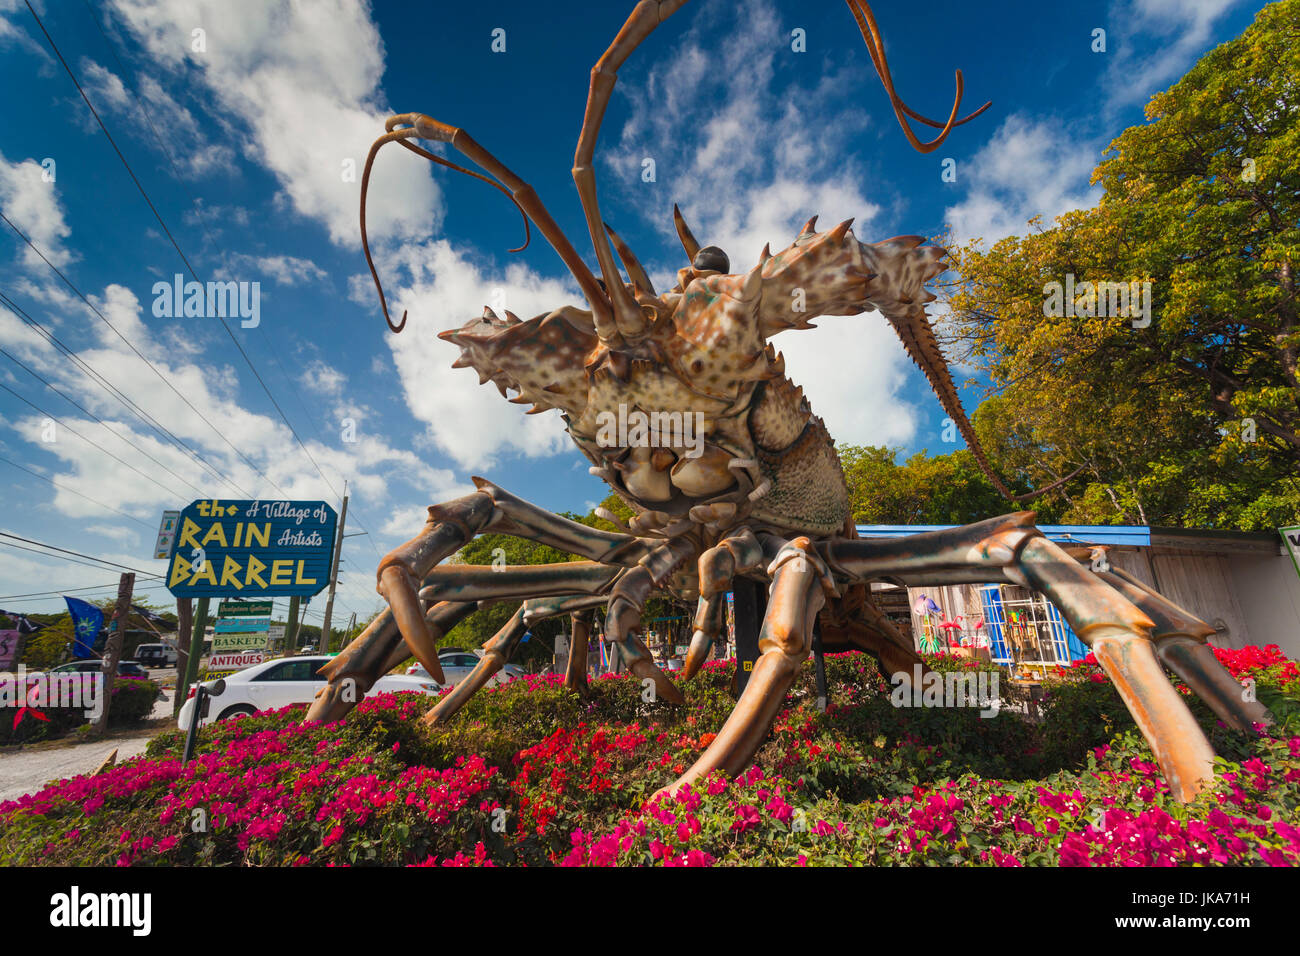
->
176 655 441 728
662 658 685 673
50 659 151 679
134 643 178 668
406 649 525 687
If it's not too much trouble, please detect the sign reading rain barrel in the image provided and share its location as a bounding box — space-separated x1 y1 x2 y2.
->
164 500 337 598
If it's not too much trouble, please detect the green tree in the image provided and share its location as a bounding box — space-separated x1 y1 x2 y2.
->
944 0 1300 529
839 441 1037 525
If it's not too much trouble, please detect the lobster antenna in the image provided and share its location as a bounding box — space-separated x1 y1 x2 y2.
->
846 0 991 153
360 126 531 333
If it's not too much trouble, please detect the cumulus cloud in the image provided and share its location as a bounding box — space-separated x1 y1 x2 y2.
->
1102 0 1244 110
230 253 327 286
0 149 74 268
0 275 460 612
108 0 441 245
80 58 237 178
384 238 582 470
942 113 1102 247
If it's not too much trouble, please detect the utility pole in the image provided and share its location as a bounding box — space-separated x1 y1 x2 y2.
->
94 572 135 733
178 597 210 707
284 595 300 655
319 489 348 654
174 597 192 716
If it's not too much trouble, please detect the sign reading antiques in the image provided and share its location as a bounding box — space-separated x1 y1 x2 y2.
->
164 500 337 599
208 599 272 674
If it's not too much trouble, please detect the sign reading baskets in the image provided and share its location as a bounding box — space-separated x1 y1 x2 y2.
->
164 500 337 598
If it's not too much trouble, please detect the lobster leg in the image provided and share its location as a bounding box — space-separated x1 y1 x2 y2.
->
308 481 647 723
423 594 607 726
605 537 698 704
419 561 620 603
820 582 929 680
824 513 1218 801
665 535 834 796
307 600 476 722
377 485 642 677
682 528 765 678
1082 558 1274 733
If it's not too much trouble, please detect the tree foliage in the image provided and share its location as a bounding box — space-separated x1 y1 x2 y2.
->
838 441 1042 525
942 0 1300 529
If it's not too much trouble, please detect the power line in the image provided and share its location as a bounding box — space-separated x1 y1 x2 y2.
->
0 579 162 600
0 380 196 500
0 334 206 497
0 452 154 528
0 530 162 575
24 0 199 280
0 585 168 605
0 275 250 497
30 0 391 564
23 3 314 498
0 219 274 496
65 0 393 562
78 0 190 188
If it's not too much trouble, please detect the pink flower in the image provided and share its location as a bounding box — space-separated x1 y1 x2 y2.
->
731 805 761 834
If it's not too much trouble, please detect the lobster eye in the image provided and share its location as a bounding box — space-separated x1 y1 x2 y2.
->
692 246 729 274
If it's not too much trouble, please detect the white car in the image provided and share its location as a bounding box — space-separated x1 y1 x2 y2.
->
406 649 525 687
176 655 440 728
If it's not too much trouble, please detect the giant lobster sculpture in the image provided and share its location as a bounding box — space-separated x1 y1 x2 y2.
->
305 0 1271 802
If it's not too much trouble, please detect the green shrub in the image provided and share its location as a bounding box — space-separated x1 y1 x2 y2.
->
0 675 160 745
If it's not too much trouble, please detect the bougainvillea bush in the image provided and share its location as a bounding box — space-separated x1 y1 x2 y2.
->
1 646 1296 866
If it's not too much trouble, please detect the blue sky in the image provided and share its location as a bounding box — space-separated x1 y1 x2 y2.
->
0 0 1266 620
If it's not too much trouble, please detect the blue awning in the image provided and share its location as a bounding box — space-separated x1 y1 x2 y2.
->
854 524 1151 547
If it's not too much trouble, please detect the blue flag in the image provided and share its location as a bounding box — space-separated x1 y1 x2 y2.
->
64 597 104 659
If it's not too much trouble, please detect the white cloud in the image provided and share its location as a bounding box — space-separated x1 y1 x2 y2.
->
231 253 327 286
0 0 51 61
85 523 138 543
384 239 580 469
80 58 238 178
300 359 346 397
943 113 1102 247
108 0 441 246
182 199 248 228
1102 0 1244 109
380 503 434 538
0 276 460 566
776 314 921 448
0 149 73 268
605 0 876 272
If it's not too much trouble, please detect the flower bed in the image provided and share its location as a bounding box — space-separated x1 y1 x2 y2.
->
1 648 1296 866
